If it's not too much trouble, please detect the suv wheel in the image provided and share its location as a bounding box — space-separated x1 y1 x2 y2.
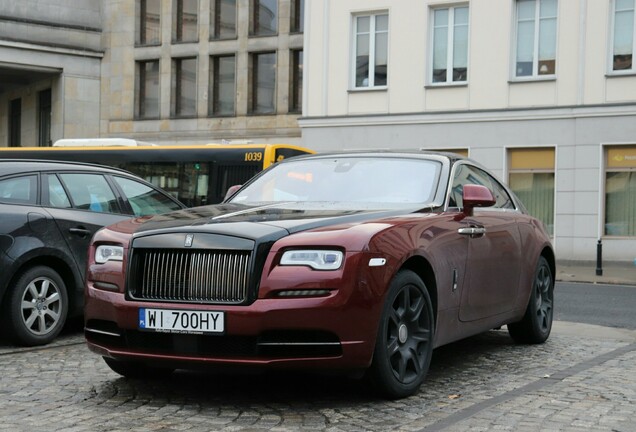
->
2 266 68 346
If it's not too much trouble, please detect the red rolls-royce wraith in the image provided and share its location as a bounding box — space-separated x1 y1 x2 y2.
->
84 151 554 398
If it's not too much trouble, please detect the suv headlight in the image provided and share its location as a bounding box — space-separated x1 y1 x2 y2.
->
280 250 343 270
95 245 124 264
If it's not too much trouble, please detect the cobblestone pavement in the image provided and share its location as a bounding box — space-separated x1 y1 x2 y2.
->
1 322 635 432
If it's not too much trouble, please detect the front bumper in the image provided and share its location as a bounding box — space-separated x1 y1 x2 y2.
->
84 283 381 371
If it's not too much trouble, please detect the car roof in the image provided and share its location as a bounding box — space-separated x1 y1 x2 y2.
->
278 149 467 164
0 159 133 177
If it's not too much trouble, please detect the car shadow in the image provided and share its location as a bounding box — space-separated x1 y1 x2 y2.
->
91 329 520 405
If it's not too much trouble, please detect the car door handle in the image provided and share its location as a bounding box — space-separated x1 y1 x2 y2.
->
69 227 92 237
458 227 486 237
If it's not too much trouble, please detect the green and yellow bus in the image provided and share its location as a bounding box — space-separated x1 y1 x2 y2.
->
0 141 314 207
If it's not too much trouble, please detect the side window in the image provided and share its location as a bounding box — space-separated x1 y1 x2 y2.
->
449 164 514 210
113 176 182 216
46 175 72 208
58 173 120 214
0 175 37 205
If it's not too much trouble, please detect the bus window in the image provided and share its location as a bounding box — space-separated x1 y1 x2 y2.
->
0 143 314 207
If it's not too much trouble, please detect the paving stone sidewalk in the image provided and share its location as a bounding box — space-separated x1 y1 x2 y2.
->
1 321 635 431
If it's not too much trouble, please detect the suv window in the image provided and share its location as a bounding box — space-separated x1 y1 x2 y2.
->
113 176 182 216
0 175 37 205
46 175 72 208
58 173 119 214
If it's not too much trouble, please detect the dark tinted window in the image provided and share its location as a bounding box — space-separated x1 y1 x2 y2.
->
59 173 119 214
0 175 37 204
47 175 72 208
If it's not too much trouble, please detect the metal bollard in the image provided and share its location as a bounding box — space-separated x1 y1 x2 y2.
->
596 239 603 276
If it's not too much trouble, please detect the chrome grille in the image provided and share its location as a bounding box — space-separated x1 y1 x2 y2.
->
130 250 252 304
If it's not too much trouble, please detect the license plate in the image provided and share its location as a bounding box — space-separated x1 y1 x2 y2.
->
139 308 224 335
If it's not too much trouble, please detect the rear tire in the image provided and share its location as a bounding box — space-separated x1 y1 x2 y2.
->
508 256 554 344
2 266 68 346
369 270 435 399
103 357 174 379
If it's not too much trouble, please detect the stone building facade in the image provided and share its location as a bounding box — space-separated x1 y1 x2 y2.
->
0 0 304 146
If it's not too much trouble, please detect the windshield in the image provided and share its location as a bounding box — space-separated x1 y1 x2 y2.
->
230 157 442 208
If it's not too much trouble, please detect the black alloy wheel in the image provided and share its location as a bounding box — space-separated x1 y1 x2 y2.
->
370 270 434 399
508 256 554 344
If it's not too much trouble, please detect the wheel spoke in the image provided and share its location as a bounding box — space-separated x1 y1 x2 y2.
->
409 293 424 322
409 348 422 375
27 282 39 300
38 279 50 298
22 300 35 311
397 352 407 382
24 311 39 329
412 328 431 343
37 314 47 333
387 337 400 357
44 292 60 307
44 309 60 323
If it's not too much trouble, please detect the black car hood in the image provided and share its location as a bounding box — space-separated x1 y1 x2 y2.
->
131 202 424 241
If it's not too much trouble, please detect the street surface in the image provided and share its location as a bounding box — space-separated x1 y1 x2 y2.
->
555 282 636 330
1 284 635 431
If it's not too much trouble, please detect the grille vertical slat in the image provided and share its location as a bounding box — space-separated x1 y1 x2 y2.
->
130 249 252 304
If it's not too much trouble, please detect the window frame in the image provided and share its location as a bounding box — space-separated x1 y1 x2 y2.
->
609 0 636 75
249 0 279 37
249 51 277 115
289 49 303 113
290 0 304 33
428 4 470 86
209 54 237 117
172 0 199 43
135 59 161 120
350 11 389 90
603 145 636 238
511 0 558 80
171 57 198 118
447 162 518 212
210 0 237 40
137 0 161 46
0 174 38 205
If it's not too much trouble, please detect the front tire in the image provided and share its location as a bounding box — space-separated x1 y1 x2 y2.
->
2 266 68 346
369 270 435 399
508 256 554 344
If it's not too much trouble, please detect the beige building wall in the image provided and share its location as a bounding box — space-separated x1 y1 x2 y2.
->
300 0 636 262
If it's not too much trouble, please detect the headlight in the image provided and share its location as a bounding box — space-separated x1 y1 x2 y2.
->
95 245 124 264
280 250 343 270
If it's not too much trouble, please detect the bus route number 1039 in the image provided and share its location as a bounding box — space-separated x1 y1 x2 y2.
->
244 152 263 162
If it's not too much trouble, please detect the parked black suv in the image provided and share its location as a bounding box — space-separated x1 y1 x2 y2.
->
0 160 185 346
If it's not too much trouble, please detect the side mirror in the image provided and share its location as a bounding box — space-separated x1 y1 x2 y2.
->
224 184 242 202
462 184 495 216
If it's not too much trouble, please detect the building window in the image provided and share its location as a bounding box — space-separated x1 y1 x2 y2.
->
172 57 197 117
136 0 161 45
612 0 635 72
209 55 236 116
173 0 198 42
250 0 278 36
289 49 303 113
210 0 236 39
514 0 557 78
290 0 304 33
249 52 276 114
430 6 468 84
136 60 160 119
353 13 388 88
508 148 555 236
605 146 636 236
9 98 21 148
38 89 52 147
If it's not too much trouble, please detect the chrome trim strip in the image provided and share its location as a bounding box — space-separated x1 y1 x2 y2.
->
84 327 121 338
